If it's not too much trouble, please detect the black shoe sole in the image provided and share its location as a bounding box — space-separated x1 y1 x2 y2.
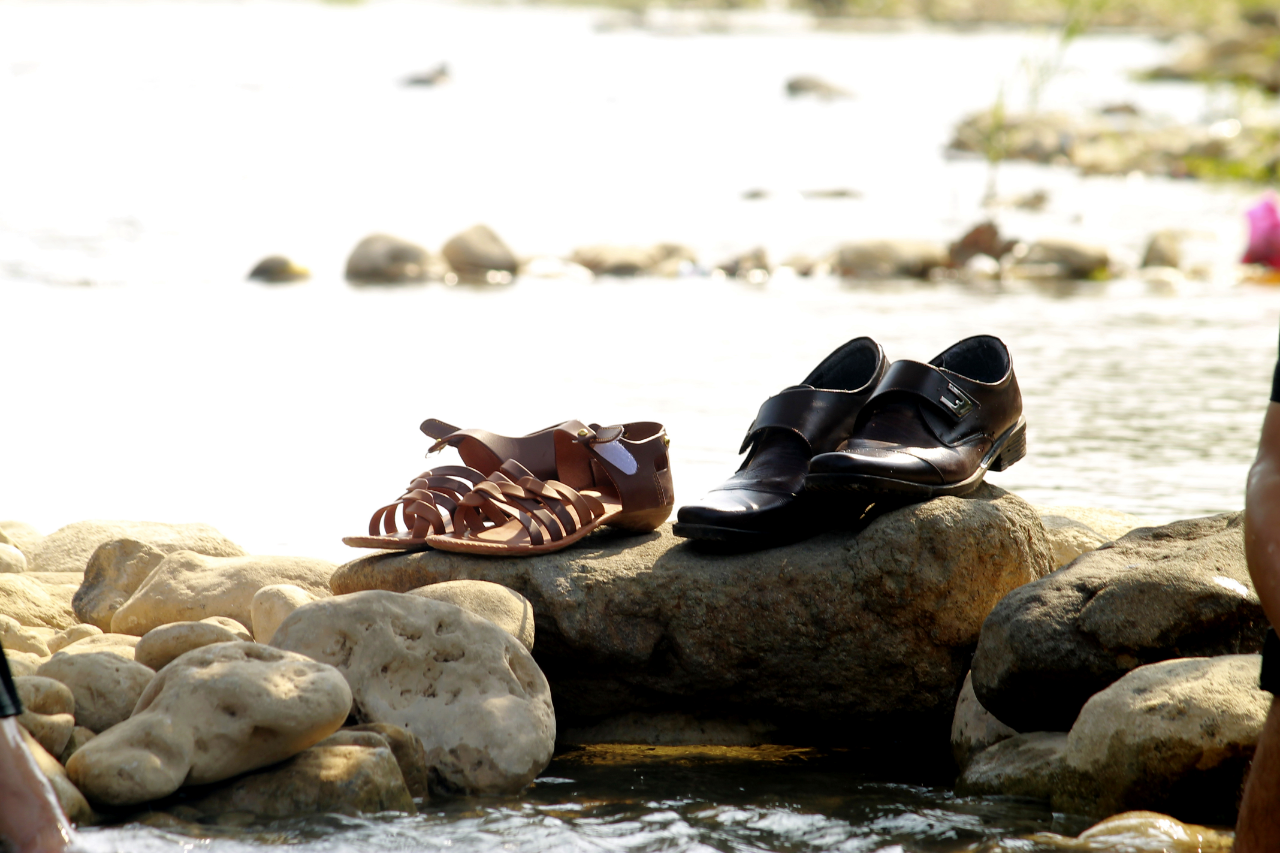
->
805 417 1027 499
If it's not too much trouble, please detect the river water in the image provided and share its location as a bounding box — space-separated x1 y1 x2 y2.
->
1 0 1276 848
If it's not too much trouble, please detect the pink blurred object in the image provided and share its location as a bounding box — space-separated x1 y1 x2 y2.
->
1243 194 1280 268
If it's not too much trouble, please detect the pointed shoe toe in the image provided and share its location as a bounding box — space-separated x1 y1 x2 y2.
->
674 336 888 548
806 334 1026 500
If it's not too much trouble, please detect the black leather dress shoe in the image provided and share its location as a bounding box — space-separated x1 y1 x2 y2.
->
805 335 1025 498
673 336 888 548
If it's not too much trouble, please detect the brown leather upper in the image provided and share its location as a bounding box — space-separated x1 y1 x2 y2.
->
552 421 673 514
420 418 589 479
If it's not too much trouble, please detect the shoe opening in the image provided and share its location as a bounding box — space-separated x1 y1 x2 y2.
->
804 337 882 391
932 335 1009 383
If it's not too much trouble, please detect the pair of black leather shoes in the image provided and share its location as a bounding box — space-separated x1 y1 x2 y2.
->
673 335 1026 549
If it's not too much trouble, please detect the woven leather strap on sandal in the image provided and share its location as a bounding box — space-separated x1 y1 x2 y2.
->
453 465 606 546
367 465 487 539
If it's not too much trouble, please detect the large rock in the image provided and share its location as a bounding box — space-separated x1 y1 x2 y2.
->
345 233 431 284
1032 505 1152 569
110 552 334 636
30 520 243 575
0 574 78 629
14 676 77 757
270 591 556 794
951 671 1017 770
0 520 44 562
408 580 535 651
330 485 1051 750
1019 239 1110 279
250 584 316 645
66 642 350 806
971 512 1262 733
18 728 95 826
170 730 415 820
37 649 154 733
954 731 1067 800
74 540 167 631
1052 655 1268 823
834 240 947 279
0 542 26 573
441 224 517 281
134 621 242 671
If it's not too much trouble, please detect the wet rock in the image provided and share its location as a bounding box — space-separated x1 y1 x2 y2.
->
58 726 95 765
330 485 1051 751
954 732 1066 800
785 75 850 99
1032 506 1152 570
270 591 555 794
345 722 431 799
134 621 243 671
247 255 309 283
46 624 103 654
0 574 78 629
441 224 518 282
37 648 153 732
972 512 1262 733
110 552 334 637
251 584 316 645
0 614 53 656
717 247 770 280
948 222 1016 268
649 243 699 278
19 728 95 825
1142 230 1184 269
66 642 350 806
345 233 431 284
0 542 26 573
560 712 777 746
1053 655 1268 823
173 730 415 820
14 675 76 756
1066 811 1234 850
408 580 535 651
570 244 656 277
31 520 244 575
0 521 44 562
835 240 947 279
951 672 1017 770
1018 240 1110 280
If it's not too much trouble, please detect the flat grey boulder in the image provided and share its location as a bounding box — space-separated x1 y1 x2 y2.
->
331 485 1051 750
271 591 555 795
1052 655 1268 823
971 512 1262 733
31 520 244 575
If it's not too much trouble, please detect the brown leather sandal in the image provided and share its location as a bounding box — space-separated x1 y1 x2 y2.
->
343 418 588 550
422 422 674 555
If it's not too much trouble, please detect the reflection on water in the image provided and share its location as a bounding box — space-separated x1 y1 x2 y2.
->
79 748 1099 853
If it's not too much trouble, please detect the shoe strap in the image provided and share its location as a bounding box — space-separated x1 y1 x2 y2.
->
739 387 870 455
862 361 979 425
553 423 672 513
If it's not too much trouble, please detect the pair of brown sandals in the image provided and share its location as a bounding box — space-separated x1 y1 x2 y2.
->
343 420 674 555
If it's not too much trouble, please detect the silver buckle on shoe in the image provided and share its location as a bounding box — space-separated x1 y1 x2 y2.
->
941 383 975 418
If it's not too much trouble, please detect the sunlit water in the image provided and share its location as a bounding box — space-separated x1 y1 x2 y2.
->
1 1 1276 848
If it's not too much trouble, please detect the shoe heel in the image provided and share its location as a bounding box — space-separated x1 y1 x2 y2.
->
990 420 1027 472
606 504 673 533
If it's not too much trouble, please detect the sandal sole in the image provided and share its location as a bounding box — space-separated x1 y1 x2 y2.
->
805 417 1027 499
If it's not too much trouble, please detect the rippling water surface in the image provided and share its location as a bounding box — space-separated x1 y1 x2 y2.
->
2 1 1276 848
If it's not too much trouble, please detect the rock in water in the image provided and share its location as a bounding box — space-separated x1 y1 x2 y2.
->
134 621 244 671
1020 239 1110 279
951 671 1017 770
971 512 1262 733
1052 655 1268 823
408 580 535 651
834 240 947 279
247 255 309 283
329 485 1050 754
31 521 244 575
344 723 432 800
270 591 556 795
110 552 334 636
66 642 351 806
441 224 518 282
170 730 415 820
37 648 154 733
955 731 1067 801
345 234 431 284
